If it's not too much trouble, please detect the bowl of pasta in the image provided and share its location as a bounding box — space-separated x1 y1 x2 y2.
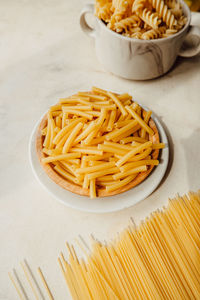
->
34 87 167 201
80 0 200 80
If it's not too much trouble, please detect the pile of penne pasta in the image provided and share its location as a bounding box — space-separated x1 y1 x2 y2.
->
41 87 164 198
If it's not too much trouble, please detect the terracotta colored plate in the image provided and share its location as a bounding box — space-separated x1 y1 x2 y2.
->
36 111 160 198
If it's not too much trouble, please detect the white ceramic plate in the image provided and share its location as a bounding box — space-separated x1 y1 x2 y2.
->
29 110 169 213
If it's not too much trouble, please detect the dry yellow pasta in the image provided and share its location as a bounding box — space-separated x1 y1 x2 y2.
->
62 108 93 120
40 87 164 198
42 153 81 164
62 122 84 153
107 110 117 131
120 136 148 144
107 92 127 116
116 141 152 167
106 174 137 192
75 161 116 174
57 191 200 300
98 144 127 155
125 105 154 136
54 164 79 184
90 178 96 199
105 120 138 141
95 0 187 40
87 167 120 180
113 165 147 180
120 159 159 172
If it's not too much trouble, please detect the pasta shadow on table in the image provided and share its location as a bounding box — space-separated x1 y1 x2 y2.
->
181 128 200 190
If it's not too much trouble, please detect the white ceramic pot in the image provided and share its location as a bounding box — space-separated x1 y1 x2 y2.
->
80 1 200 80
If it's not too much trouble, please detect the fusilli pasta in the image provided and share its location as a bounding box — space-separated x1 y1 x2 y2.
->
95 0 187 39
149 0 177 28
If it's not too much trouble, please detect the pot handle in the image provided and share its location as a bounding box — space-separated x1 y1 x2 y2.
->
80 4 96 38
179 25 200 57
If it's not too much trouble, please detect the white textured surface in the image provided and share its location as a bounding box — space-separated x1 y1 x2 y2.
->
0 1 200 299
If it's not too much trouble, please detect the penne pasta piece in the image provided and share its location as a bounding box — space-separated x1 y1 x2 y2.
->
55 131 71 149
41 127 47 136
55 116 62 128
42 153 81 164
89 161 104 166
118 93 132 101
107 110 117 131
115 120 132 128
84 111 101 117
52 111 62 117
116 141 152 167
112 125 141 142
84 153 112 161
120 160 159 172
140 110 152 138
53 118 85 145
43 112 51 148
106 175 137 192
115 147 153 162
83 174 89 189
76 161 115 174
105 120 138 141
98 144 128 155
87 167 120 180
70 147 103 155
43 148 62 156
97 180 121 186
89 136 106 145
67 159 80 165
60 98 91 105
104 141 136 151
120 136 148 144
83 125 101 145
60 161 77 175
90 179 96 199
152 143 165 149
123 99 132 106
62 106 92 110
91 104 116 110
97 175 115 181
113 166 147 180
54 164 79 184
54 126 60 134
62 109 93 120
78 92 107 101
107 92 127 116
125 106 154 136
74 121 97 144
62 122 84 153
50 104 62 112
91 86 109 97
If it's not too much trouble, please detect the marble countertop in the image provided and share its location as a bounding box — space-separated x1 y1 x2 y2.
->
0 1 200 299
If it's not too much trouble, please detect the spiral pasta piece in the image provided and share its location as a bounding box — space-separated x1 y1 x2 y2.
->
114 15 142 32
162 28 177 37
131 31 143 38
132 0 147 13
141 29 160 39
139 8 161 30
149 0 177 28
